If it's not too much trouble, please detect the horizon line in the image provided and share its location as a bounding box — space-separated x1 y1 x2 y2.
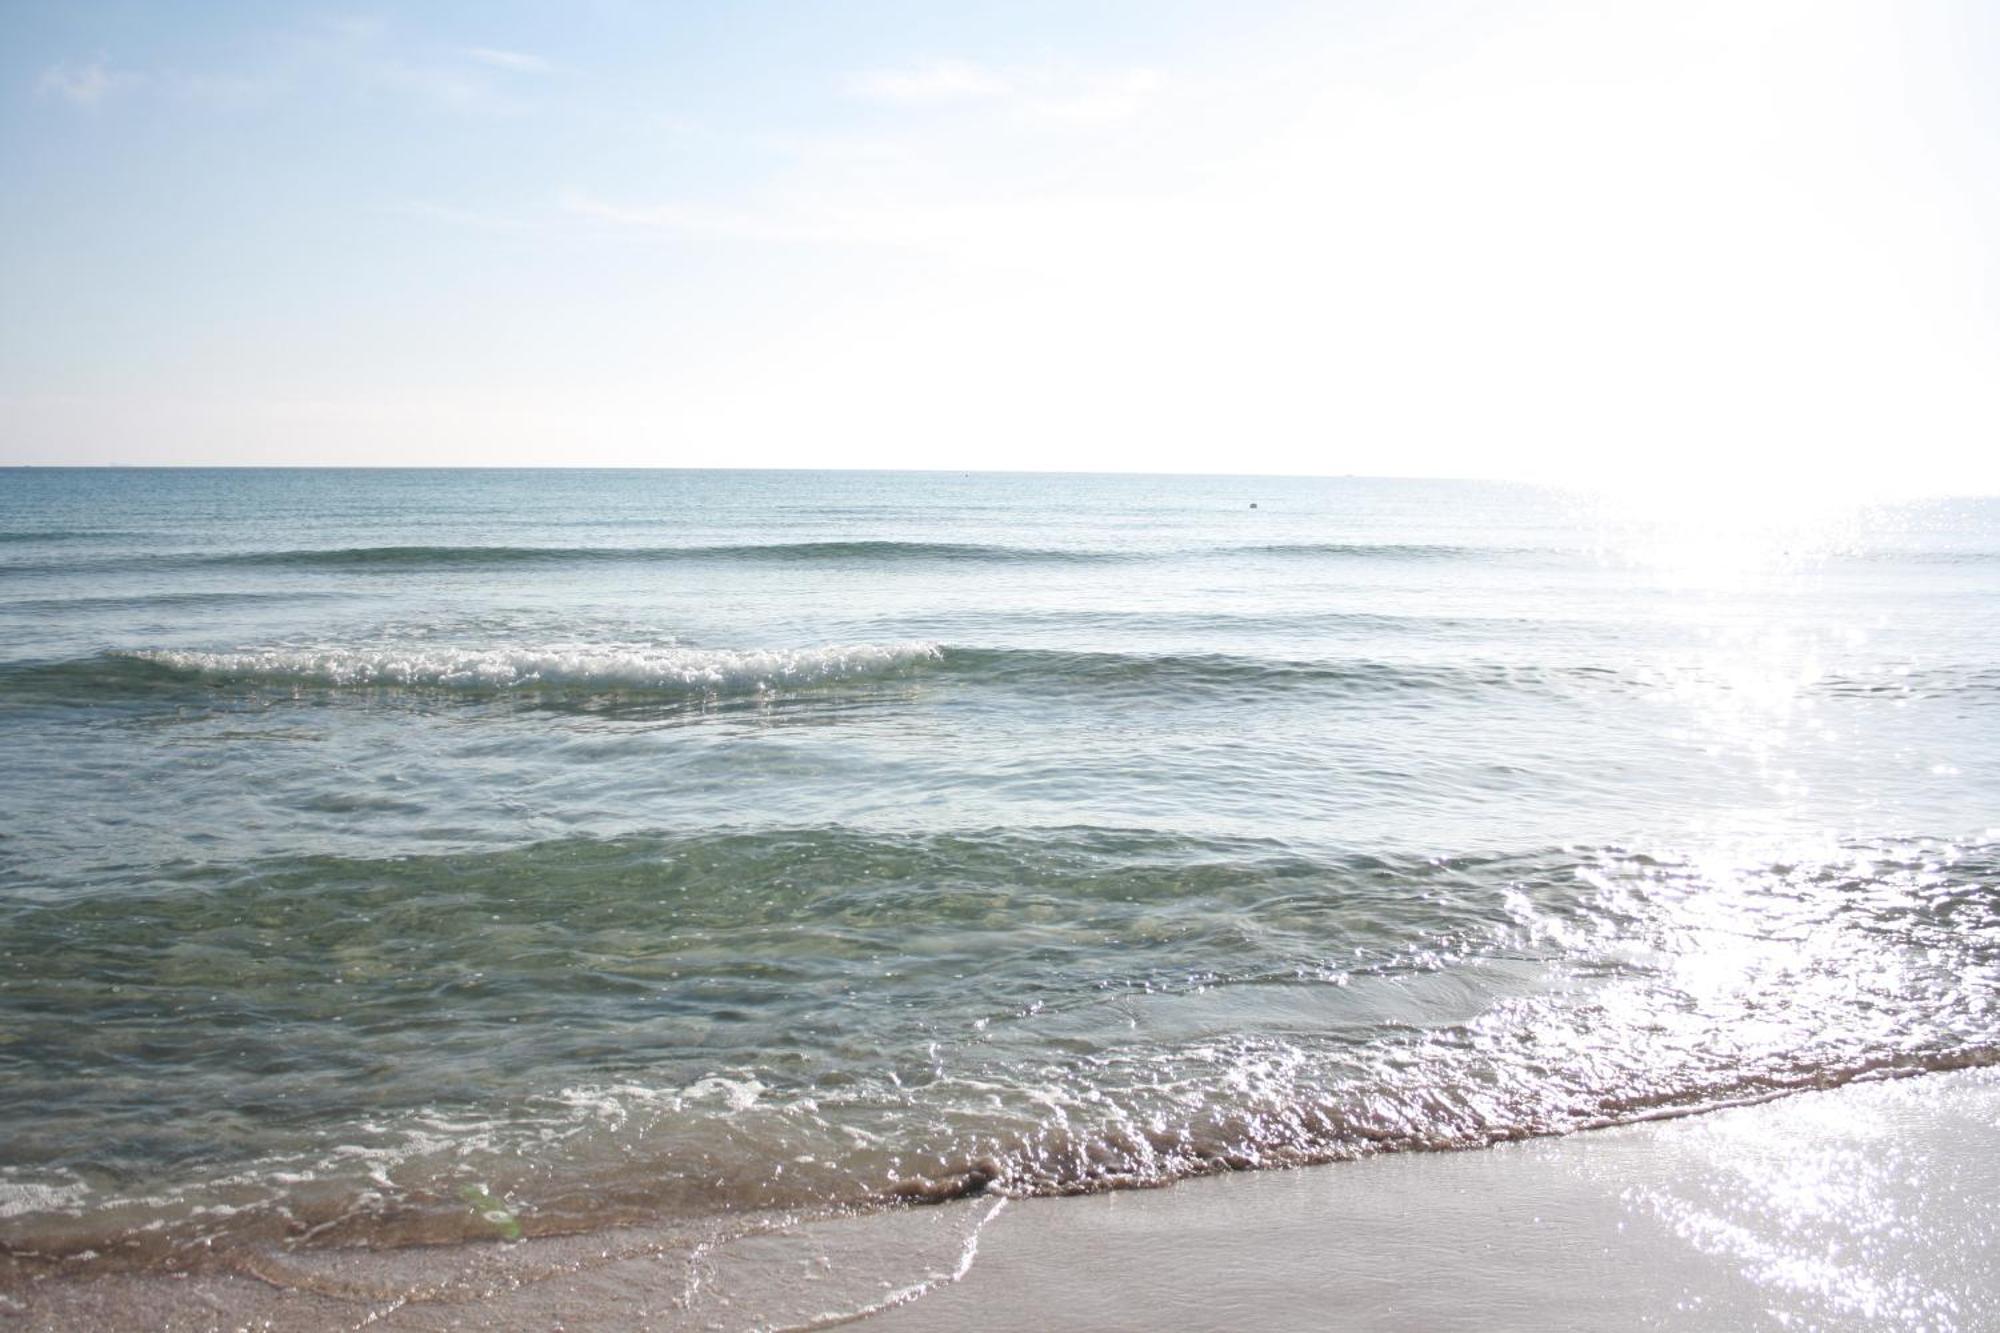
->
2 463 1993 502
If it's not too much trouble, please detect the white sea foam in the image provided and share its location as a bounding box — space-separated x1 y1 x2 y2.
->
0 1172 91 1219
683 1075 767 1113
120 642 943 693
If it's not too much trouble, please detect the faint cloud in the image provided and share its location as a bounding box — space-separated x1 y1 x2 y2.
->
1023 69 1164 124
557 180 1151 267
391 201 546 233
560 190 837 244
843 59 1165 124
36 59 136 106
365 59 524 114
283 18 536 113
36 59 279 111
169 69 286 110
312 13 388 45
466 47 551 74
564 60 1177 259
749 129 912 167
844 59 1010 104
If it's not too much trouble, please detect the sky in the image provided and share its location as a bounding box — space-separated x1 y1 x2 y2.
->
2 0 1997 495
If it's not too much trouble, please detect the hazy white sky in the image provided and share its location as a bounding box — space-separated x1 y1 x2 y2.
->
3 1 1996 494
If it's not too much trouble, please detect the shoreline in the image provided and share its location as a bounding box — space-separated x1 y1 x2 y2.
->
9 1066 1996 1330
866 1064 2000 1331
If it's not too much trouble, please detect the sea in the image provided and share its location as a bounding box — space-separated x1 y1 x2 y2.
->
2 467 1997 1311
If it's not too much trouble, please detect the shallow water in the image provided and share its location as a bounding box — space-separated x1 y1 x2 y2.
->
2 468 1997 1291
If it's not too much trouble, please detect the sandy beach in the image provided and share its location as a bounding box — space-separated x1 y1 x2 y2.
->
11 0 2000 1326
10 1066 1994 1331
867 1066 2000 1331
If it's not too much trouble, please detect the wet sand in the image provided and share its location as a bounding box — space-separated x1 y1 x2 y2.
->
10 1067 1996 1331
867 1066 2000 1332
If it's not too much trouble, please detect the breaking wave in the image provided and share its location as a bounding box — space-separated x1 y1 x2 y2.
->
3 828 1997 1273
16 644 1989 710
111 642 944 693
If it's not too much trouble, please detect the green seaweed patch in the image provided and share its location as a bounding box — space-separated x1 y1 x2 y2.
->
458 1184 523 1241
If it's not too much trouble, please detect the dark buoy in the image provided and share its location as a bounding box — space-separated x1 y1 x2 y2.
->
1249 502 1258 509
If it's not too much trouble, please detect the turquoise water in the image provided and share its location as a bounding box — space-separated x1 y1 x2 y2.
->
2 468 1997 1281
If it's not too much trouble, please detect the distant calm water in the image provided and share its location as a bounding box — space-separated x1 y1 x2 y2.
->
3 468 1998 1284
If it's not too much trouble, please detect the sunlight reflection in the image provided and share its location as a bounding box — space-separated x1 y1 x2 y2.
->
1629 1080 1972 1329
1578 484 1870 584
1555 490 1939 831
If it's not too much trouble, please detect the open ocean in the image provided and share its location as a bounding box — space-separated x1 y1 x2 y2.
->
3 468 1998 1302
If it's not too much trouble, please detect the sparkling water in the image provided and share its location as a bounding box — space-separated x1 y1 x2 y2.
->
2 467 1996 1281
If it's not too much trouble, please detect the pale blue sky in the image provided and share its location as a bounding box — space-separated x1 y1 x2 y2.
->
4 1 1997 494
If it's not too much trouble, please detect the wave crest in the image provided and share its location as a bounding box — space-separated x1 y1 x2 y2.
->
204 541 1124 569
116 642 943 693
